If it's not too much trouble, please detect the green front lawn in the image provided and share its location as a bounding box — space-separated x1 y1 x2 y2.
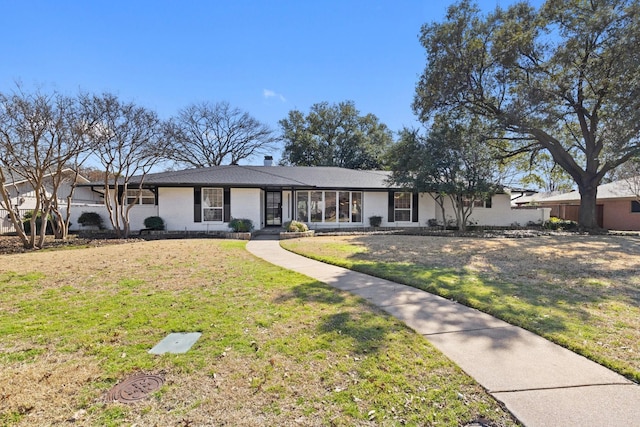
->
281 235 640 383
0 239 516 426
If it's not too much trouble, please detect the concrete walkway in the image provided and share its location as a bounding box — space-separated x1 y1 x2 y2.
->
246 237 640 427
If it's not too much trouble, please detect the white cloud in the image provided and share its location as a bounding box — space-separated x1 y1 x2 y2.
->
263 89 286 102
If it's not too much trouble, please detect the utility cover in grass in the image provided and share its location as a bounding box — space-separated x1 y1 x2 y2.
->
149 332 202 354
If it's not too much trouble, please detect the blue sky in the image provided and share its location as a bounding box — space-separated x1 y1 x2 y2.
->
1 0 540 164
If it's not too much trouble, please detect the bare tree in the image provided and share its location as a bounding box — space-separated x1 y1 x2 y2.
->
167 101 279 167
0 88 90 249
80 93 170 238
613 157 640 201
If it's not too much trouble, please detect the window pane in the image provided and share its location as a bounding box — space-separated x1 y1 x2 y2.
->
325 192 337 222
395 210 411 222
339 192 350 222
394 192 411 209
310 191 323 222
632 200 640 213
351 192 362 222
140 189 155 205
125 189 138 205
296 192 308 222
203 188 223 208
203 208 223 222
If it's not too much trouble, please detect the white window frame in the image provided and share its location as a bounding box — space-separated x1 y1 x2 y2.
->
462 196 492 209
126 188 155 205
394 192 412 222
296 191 363 224
202 188 224 222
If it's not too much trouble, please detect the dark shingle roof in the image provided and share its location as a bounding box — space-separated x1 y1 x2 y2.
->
133 166 396 190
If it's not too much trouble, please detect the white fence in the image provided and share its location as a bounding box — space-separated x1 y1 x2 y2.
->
1 205 151 235
0 209 31 234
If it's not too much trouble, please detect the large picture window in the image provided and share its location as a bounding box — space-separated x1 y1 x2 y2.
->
394 192 412 222
296 191 363 224
202 188 223 221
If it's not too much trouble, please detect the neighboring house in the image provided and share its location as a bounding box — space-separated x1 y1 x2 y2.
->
1 168 100 210
77 161 549 232
1 169 102 234
511 191 564 207
509 188 539 206
535 178 640 230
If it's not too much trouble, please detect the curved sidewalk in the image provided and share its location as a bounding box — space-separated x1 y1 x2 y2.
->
246 237 640 427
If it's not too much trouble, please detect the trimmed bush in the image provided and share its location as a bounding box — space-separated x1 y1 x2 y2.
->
284 220 309 232
144 216 165 230
22 211 54 235
229 218 253 232
544 216 578 231
78 211 104 229
368 215 382 227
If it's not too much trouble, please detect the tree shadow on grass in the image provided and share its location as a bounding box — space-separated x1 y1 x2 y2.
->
273 281 346 305
317 311 393 355
273 281 400 355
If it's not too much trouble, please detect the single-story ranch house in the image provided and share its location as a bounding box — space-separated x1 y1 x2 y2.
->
69 163 549 233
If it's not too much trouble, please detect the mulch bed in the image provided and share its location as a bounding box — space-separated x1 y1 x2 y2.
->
0 235 143 255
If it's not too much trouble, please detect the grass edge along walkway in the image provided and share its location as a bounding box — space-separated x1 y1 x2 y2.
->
279 237 640 384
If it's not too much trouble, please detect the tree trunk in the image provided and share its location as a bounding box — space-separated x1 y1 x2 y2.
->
577 182 600 231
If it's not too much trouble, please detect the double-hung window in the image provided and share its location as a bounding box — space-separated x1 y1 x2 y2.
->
202 188 223 221
394 192 412 221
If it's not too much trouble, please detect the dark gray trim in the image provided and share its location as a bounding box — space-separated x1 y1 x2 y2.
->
223 188 231 222
194 187 202 223
388 191 394 223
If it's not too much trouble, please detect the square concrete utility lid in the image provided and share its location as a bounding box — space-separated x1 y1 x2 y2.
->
149 332 202 354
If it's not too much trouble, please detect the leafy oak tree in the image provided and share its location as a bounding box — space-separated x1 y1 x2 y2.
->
388 114 500 231
414 0 640 230
280 101 393 169
515 152 575 192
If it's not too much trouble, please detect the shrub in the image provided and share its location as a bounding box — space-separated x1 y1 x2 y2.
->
144 216 165 230
229 218 253 232
368 215 382 227
78 211 104 229
22 211 54 235
427 218 440 227
544 216 578 231
284 220 309 232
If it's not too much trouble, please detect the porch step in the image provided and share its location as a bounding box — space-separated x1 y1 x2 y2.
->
253 227 283 236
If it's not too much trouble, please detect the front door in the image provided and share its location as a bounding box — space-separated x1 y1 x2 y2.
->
266 191 282 226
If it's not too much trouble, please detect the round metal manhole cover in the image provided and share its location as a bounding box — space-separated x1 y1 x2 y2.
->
106 374 165 403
